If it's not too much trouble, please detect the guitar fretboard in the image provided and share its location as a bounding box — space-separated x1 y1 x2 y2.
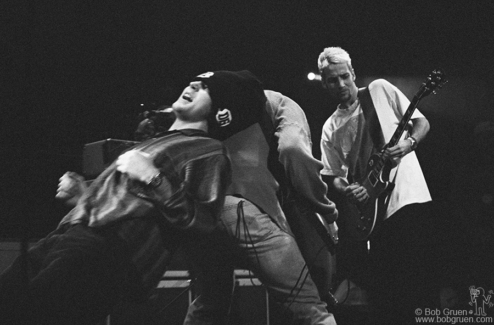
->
387 94 422 147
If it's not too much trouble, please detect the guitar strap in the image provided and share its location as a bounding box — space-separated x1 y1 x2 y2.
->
358 87 385 150
344 87 385 184
358 86 396 212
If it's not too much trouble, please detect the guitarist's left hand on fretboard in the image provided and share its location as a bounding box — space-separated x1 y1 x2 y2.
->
384 138 415 159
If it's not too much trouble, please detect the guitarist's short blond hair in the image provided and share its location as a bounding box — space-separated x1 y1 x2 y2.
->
317 47 353 73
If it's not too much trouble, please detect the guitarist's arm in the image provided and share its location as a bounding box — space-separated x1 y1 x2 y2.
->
408 117 430 144
322 175 369 205
266 91 338 223
385 117 430 159
322 175 348 194
320 118 430 205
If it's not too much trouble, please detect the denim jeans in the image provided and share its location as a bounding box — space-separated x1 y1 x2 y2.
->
183 196 336 325
0 224 132 325
0 220 178 325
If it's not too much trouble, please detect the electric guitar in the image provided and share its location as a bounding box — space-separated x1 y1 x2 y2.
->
344 69 447 241
315 212 339 250
282 187 339 254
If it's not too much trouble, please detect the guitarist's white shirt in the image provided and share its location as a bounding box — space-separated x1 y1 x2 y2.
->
321 79 432 220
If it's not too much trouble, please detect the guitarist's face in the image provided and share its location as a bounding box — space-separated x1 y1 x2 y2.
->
321 62 358 107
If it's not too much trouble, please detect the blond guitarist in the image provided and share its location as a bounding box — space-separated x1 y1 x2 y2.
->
317 47 433 323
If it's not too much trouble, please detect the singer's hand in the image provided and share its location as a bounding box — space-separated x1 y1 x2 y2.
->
56 171 87 207
134 118 156 141
115 150 159 183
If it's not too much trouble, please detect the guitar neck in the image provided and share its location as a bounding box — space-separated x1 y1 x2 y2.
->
387 95 421 148
385 69 446 149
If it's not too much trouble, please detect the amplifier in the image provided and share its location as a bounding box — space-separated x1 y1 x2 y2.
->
107 270 271 325
108 271 192 325
82 139 139 179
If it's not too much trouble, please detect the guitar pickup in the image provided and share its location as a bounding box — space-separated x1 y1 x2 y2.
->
368 172 379 187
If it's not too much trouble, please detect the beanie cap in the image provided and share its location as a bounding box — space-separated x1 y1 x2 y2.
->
193 70 266 140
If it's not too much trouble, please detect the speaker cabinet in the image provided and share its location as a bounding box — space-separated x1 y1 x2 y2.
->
109 271 192 325
229 270 269 325
108 270 271 325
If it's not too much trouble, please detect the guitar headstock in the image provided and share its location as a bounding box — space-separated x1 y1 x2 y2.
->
418 69 448 99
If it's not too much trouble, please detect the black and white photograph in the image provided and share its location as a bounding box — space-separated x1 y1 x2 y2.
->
1 1 493 324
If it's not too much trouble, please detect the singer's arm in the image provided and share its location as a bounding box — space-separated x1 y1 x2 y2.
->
115 150 160 184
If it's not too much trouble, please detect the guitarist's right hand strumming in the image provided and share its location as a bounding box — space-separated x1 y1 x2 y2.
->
345 138 415 202
345 182 369 204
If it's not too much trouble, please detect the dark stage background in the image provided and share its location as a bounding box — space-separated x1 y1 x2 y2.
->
1 0 493 297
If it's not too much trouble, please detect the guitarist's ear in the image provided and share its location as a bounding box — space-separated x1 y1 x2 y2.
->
351 69 356 81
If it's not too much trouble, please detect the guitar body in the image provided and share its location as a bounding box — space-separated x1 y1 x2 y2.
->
342 152 394 241
282 188 338 254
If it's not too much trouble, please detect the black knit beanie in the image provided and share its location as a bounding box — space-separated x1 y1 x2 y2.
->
193 70 267 140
